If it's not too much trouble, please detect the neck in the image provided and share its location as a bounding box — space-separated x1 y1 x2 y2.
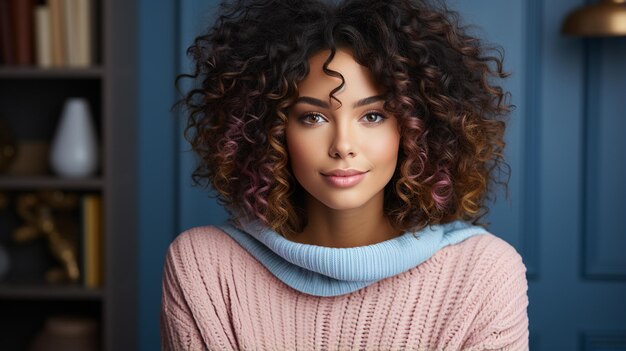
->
289 192 402 248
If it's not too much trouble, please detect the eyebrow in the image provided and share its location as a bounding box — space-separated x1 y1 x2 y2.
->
293 95 384 109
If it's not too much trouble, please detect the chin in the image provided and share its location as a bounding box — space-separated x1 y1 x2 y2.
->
316 194 372 211
321 202 365 211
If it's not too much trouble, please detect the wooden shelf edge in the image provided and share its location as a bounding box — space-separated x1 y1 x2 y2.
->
0 66 104 79
0 176 104 190
0 283 103 300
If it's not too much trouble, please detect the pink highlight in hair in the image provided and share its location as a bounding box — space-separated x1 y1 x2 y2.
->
431 167 453 211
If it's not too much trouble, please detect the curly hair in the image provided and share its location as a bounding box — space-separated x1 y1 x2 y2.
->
176 0 512 238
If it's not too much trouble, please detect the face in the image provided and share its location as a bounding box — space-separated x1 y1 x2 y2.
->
286 48 401 211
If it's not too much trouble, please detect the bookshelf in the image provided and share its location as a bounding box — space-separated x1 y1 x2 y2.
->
0 0 137 350
0 66 104 79
0 283 103 300
0 176 103 190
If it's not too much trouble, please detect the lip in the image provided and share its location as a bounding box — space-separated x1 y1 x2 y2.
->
320 169 368 188
321 169 367 177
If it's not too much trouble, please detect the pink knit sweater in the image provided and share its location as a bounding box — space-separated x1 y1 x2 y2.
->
160 226 529 350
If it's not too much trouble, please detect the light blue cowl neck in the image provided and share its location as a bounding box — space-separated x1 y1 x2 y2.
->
218 219 488 297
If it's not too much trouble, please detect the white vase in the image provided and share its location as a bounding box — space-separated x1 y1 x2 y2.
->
50 98 99 178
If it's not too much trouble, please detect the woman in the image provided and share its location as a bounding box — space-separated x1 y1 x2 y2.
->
161 0 529 349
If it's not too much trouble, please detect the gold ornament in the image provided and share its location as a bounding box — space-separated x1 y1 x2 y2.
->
13 191 80 284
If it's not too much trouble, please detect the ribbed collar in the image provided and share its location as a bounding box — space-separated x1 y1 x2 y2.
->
218 220 488 297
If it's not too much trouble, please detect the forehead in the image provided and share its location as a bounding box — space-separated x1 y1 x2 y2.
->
297 48 382 99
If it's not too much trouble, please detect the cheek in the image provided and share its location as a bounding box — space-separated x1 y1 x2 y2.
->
364 126 400 168
286 124 319 174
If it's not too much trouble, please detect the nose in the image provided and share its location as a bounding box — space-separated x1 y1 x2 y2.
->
328 121 357 159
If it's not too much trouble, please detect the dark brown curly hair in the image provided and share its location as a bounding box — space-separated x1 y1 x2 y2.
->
176 0 512 238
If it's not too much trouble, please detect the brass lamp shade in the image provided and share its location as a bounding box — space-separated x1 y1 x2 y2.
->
562 0 626 37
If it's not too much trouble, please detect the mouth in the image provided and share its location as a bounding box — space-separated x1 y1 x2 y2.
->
320 169 368 188
320 169 367 177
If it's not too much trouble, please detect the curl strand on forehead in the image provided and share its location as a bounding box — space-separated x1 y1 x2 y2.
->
175 0 512 237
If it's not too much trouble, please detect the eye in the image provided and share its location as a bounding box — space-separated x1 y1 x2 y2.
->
299 113 327 126
361 112 386 124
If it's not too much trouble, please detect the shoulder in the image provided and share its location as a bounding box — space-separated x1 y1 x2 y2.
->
161 226 245 349
425 232 529 348
467 231 528 294
165 225 241 262
168 224 237 249
446 233 530 348
442 231 527 278
425 231 528 303
162 225 252 300
461 232 527 296
162 225 248 284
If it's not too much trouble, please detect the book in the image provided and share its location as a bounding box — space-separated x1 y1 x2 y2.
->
76 0 92 66
63 0 78 66
81 193 103 288
34 5 52 67
49 0 66 67
11 0 35 65
0 0 15 65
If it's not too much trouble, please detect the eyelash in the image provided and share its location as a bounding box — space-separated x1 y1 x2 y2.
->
361 111 387 124
299 113 326 125
299 110 387 126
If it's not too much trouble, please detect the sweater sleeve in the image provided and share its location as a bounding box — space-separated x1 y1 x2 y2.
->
160 234 207 351
462 237 530 351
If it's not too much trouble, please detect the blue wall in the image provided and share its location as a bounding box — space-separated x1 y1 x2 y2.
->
137 1 178 349
138 1 626 350
175 0 229 232
138 1 226 350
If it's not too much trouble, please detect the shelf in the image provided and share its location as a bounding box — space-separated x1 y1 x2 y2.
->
0 0 137 348
0 283 103 300
0 176 104 190
0 66 104 79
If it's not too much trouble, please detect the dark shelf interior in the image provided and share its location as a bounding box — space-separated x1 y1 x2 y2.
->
0 176 104 190
0 67 104 79
0 78 102 140
0 78 103 179
0 283 103 300
0 189 103 294
0 299 101 351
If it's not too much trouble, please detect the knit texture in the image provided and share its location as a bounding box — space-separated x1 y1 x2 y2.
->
161 226 529 350
218 219 489 296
